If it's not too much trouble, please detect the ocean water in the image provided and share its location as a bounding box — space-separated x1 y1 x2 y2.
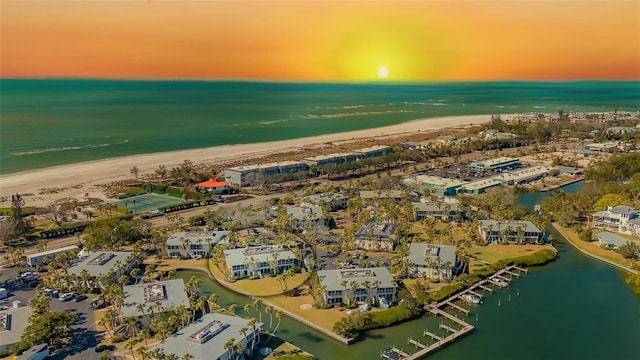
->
1 79 638 175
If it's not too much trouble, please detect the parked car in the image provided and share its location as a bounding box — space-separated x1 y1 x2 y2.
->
18 272 38 282
60 293 74 301
73 294 88 302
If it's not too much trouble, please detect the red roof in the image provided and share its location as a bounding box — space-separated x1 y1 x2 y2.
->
195 178 228 188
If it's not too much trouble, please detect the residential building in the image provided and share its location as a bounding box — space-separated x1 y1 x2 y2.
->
478 220 544 244
401 175 466 196
351 145 393 159
436 135 457 145
592 206 639 235
194 178 229 194
122 279 191 328
493 166 549 185
302 152 357 167
468 157 522 172
223 245 296 279
407 243 457 280
26 245 79 266
166 231 231 258
317 267 396 305
596 232 632 249
459 178 502 195
224 161 308 187
398 141 431 151
606 127 637 135
354 222 397 251
149 313 262 360
302 192 348 211
68 250 135 280
412 202 460 221
0 303 32 354
359 190 406 206
556 166 584 177
584 142 617 153
16 344 49 360
286 206 327 229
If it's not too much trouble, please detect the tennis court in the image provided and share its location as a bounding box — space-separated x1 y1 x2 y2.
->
112 193 183 214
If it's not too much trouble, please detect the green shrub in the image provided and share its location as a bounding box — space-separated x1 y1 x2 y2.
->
110 335 127 343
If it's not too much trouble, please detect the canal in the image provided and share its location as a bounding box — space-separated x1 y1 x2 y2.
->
177 181 640 360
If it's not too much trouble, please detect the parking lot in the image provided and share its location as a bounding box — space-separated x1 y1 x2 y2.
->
0 268 100 360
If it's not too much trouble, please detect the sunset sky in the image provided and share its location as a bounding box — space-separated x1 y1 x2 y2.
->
1 1 639 81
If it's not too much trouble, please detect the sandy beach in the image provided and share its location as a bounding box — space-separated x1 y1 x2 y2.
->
0 114 491 208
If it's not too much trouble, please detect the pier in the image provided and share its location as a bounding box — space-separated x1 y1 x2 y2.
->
382 265 527 359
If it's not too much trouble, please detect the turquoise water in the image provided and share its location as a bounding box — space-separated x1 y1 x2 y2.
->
1 80 639 174
176 184 639 359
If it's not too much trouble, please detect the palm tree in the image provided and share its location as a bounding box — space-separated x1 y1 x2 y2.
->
207 294 219 312
272 310 283 336
228 303 237 315
224 338 236 360
265 305 274 330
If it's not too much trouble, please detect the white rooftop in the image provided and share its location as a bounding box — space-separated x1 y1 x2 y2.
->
122 279 191 318
223 245 295 267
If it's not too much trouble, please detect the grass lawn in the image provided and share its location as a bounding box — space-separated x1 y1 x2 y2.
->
555 224 639 270
232 274 309 297
265 341 314 360
264 293 347 331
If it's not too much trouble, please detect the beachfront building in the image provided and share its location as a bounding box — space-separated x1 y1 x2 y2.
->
122 279 191 328
351 145 393 159
401 175 466 196
68 250 135 281
149 313 262 360
286 205 327 230
224 161 309 187
596 232 633 249
478 220 544 244
302 152 358 167
317 267 396 306
223 245 296 279
556 166 584 178
194 178 230 194
412 202 460 222
592 206 640 235
459 178 502 195
398 141 431 151
493 166 550 185
0 303 32 354
468 157 521 173
26 245 79 266
166 231 232 258
302 192 348 211
436 135 457 145
407 243 457 280
354 222 397 251
359 190 406 206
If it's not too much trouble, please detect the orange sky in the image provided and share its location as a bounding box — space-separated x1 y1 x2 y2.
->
1 0 639 81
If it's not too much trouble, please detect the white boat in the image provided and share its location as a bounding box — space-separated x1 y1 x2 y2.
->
460 293 483 304
490 277 509 288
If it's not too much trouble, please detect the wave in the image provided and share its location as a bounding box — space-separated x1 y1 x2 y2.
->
10 140 129 157
325 102 395 110
301 109 416 120
258 119 288 125
533 105 546 109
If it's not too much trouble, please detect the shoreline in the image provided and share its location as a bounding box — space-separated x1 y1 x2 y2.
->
552 223 639 275
0 114 491 208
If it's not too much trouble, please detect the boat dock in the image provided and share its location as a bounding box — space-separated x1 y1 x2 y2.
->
381 265 527 360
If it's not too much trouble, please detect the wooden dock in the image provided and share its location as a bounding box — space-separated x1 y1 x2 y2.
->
496 274 511 282
467 289 484 298
445 301 470 315
382 265 527 360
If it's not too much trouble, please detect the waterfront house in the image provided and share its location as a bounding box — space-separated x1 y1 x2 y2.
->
318 267 396 305
592 206 639 235
26 245 79 266
351 145 393 159
596 232 632 249
286 205 327 230
436 135 457 145
223 245 295 279
166 230 231 258
68 250 135 282
407 243 457 280
478 220 544 244
354 222 397 251
398 141 431 151
556 166 584 178
224 161 309 187
493 166 550 185
194 178 229 194
412 202 460 221
122 279 190 328
359 190 406 206
149 313 262 360
301 152 358 167
0 303 32 354
302 192 348 211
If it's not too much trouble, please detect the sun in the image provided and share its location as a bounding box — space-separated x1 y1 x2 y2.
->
377 67 389 79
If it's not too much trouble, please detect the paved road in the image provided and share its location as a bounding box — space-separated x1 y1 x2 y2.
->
0 270 99 360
